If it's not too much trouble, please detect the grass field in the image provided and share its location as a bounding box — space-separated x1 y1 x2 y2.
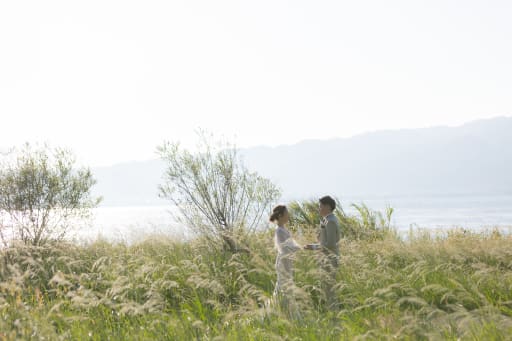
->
1 228 511 340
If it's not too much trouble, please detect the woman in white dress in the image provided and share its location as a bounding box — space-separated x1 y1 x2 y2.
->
269 205 302 317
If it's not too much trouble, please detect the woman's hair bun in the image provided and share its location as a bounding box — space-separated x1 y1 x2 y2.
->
270 205 287 222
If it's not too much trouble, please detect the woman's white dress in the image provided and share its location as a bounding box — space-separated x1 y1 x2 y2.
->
272 226 301 317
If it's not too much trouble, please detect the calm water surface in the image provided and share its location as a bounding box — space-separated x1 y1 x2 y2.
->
78 194 512 242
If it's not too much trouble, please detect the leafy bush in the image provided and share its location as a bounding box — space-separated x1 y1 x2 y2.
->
0 144 100 246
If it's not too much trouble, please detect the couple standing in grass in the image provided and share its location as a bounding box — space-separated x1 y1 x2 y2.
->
270 195 341 314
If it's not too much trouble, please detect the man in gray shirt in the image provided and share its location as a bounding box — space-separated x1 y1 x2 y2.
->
318 195 341 309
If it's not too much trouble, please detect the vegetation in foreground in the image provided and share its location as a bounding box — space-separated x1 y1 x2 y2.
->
1 140 511 340
1 228 511 340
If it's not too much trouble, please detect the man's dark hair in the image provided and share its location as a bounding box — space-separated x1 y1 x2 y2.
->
319 195 336 211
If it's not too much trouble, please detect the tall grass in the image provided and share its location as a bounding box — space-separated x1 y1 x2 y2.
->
288 199 395 240
1 227 511 340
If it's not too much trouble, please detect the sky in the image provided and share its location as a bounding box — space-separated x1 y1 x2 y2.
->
1 0 511 167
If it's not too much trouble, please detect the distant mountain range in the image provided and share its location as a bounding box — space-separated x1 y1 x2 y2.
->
92 116 512 206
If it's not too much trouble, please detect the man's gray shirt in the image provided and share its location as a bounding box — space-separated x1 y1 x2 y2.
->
318 213 341 255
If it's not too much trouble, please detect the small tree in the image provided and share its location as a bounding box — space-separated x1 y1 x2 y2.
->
157 132 281 252
0 144 101 246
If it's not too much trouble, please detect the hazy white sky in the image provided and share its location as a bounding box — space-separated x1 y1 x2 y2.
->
1 0 511 166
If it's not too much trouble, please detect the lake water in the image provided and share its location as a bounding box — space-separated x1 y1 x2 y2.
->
78 194 512 243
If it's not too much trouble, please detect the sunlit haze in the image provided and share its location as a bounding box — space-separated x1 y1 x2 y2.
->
1 1 511 166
